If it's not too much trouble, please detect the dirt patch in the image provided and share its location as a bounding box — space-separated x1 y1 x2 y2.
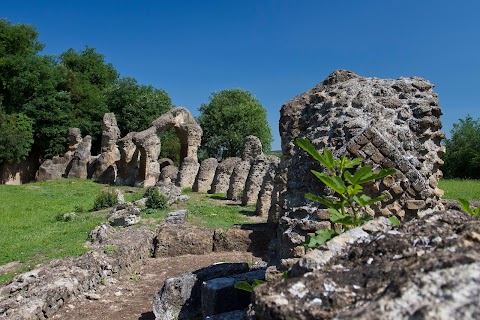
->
51 252 263 320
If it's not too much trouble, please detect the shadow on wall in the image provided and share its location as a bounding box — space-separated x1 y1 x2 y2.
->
0 155 40 185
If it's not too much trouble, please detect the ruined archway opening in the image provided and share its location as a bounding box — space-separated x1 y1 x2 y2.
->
159 127 182 167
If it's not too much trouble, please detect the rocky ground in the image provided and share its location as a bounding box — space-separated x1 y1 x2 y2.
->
253 207 480 319
51 252 263 320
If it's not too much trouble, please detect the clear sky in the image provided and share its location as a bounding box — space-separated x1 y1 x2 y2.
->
3 0 479 150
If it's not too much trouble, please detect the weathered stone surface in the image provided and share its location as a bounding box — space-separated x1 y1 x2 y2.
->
152 107 202 162
67 135 92 179
242 155 279 206
201 269 266 317
159 165 179 183
132 127 161 187
273 70 445 260
107 203 141 227
227 160 251 200
91 113 121 184
213 224 272 258
210 157 241 194
253 210 480 320
193 158 218 192
156 180 182 205
153 224 213 257
152 263 250 320
164 210 188 224
176 157 200 189
158 158 174 170
36 128 84 181
115 132 140 186
205 310 246 320
256 157 280 216
0 226 155 319
241 135 263 162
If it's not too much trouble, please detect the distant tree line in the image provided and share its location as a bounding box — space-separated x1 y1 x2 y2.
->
443 115 480 179
0 19 273 165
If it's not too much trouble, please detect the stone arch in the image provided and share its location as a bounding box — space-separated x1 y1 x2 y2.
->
131 107 202 187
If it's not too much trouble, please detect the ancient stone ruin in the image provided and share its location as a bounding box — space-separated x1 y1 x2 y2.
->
37 107 203 188
270 69 445 265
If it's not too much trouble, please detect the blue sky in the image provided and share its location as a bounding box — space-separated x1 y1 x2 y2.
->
3 1 479 150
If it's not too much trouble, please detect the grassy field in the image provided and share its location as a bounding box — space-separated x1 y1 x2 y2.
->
0 179 259 284
438 179 480 200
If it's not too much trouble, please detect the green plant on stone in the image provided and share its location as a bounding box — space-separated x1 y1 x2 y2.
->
93 189 118 211
296 137 397 247
144 186 168 210
234 279 266 293
457 198 480 216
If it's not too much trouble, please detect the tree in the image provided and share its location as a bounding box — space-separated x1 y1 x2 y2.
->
0 111 34 164
197 89 273 159
443 115 480 179
105 77 172 135
0 19 73 158
60 47 119 152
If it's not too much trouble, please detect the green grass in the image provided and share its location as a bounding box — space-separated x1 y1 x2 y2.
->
0 179 262 284
186 193 257 228
0 179 108 282
439 179 480 200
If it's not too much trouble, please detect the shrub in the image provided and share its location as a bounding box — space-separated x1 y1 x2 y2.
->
144 187 168 210
93 189 118 211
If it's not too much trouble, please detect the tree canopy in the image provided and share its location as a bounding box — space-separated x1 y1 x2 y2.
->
443 115 480 179
197 89 273 159
0 19 175 162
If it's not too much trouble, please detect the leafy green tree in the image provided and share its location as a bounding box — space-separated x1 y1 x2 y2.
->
443 115 480 179
0 19 73 158
197 89 273 159
0 111 34 163
60 47 119 151
105 77 171 135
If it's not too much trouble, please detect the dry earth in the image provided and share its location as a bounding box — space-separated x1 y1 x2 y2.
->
51 251 262 320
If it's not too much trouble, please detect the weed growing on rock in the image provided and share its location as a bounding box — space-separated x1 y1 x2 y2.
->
296 137 396 247
234 279 266 292
93 189 118 211
457 198 480 216
144 187 168 210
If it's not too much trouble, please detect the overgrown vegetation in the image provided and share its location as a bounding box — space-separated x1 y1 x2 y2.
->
92 189 118 211
144 186 168 210
296 138 396 247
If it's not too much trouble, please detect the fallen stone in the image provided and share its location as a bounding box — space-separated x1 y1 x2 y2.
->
201 269 266 317
164 210 188 225
152 263 250 320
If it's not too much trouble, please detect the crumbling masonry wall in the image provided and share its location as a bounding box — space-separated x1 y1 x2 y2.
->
271 70 445 262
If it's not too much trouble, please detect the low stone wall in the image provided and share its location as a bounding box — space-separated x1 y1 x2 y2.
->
0 226 155 319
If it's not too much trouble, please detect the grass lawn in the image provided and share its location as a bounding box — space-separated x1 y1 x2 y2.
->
439 179 480 200
0 179 261 284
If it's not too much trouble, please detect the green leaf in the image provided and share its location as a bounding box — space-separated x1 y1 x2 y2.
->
353 194 388 207
312 171 347 194
253 279 266 286
296 138 332 169
346 184 363 196
306 193 340 208
388 216 401 226
344 157 363 169
458 198 474 215
305 229 338 247
323 148 335 170
234 281 254 292
328 208 347 222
